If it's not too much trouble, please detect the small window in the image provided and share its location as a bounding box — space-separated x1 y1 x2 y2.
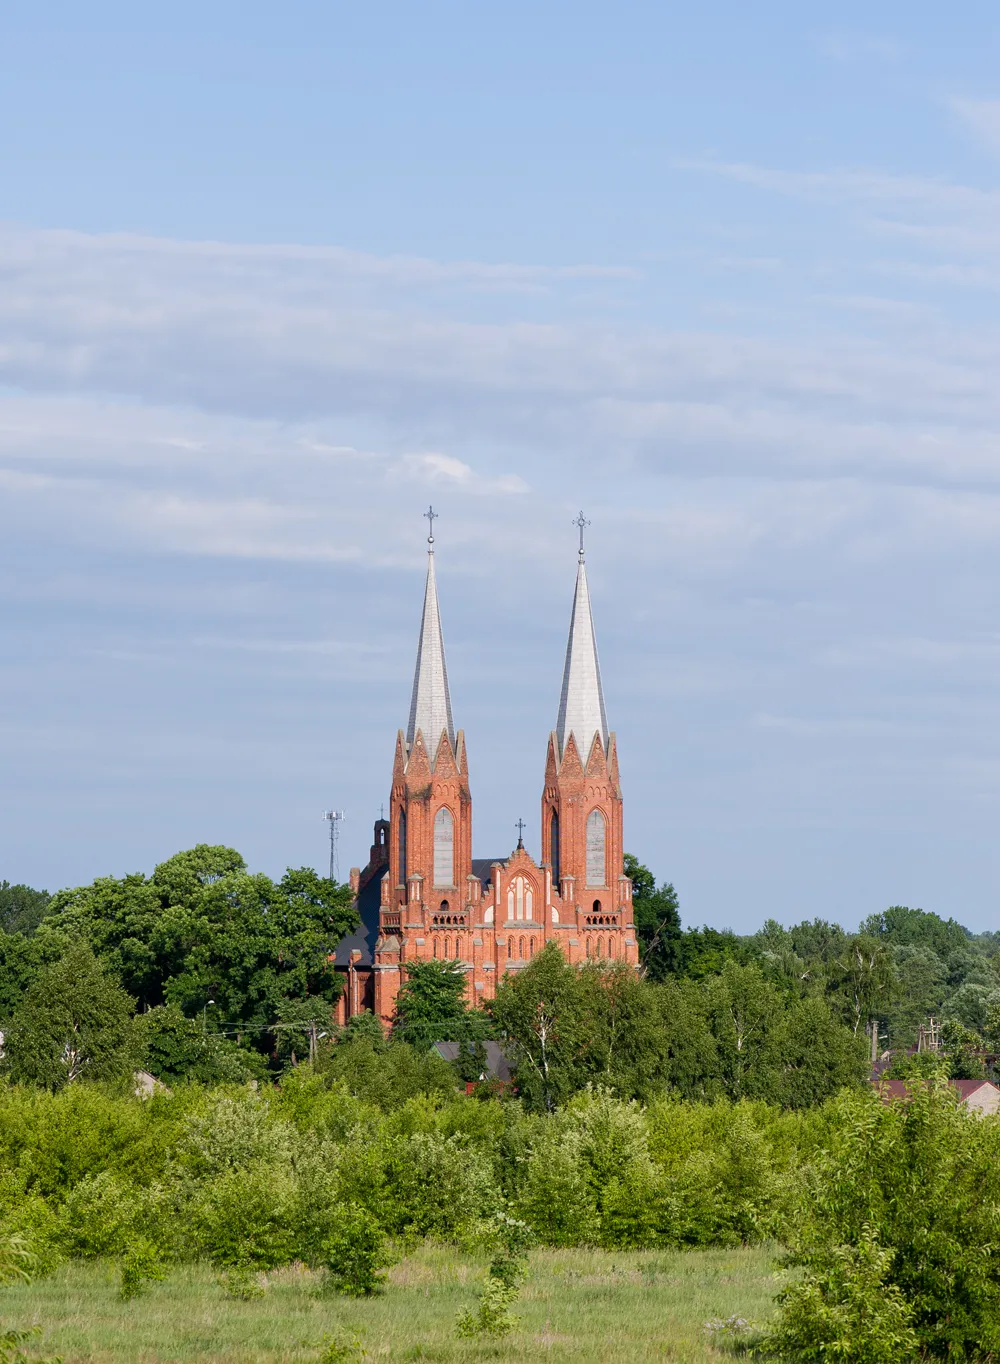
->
444 938 450 958
530 938 535 958
519 936 525 959
507 938 512 959
608 937 614 958
593 899 601 914
440 899 449 913
398 809 407 883
433 938 438 958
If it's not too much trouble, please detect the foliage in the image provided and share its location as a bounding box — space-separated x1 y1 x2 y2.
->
134 1004 269 1084
0 883 51 937
318 1203 392 1296
118 1238 165 1301
456 1212 534 1339
624 854 681 980
0 1328 62 1364
391 959 490 1050
766 1227 919 1364
3 942 137 1089
775 1081 1000 1360
32 847 358 1067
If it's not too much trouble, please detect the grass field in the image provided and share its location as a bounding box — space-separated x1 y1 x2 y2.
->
0 1245 782 1363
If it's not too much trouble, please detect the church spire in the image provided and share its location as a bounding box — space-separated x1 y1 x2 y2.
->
406 507 455 753
555 512 609 761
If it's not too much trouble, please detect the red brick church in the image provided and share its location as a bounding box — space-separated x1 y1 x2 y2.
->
336 513 638 1024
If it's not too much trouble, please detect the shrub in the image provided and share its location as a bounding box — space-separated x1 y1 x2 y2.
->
318 1204 391 1296
187 1163 296 1269
774 1081 1000 1360
118 1238 165 1301
766 1226 918 1364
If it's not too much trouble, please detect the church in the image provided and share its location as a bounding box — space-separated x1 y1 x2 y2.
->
336 512 638 1024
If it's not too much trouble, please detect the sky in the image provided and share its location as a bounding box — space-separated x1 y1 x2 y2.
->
4 4 1000 932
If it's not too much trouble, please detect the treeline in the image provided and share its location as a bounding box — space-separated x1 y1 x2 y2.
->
3 845 999 1102
628 856 1000 1075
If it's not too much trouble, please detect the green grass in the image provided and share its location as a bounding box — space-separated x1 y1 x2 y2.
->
0 1245 782 1363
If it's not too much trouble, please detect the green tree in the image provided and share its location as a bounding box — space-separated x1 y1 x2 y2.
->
829 934 896 1057
4 941 137 1088
35 846 359 1061
0 933 42 1021
488 943 588 1112
134 1003 268 1084
623 853 681 980
392 959 489 1050
772 1081 1000 1360
0 883 51 936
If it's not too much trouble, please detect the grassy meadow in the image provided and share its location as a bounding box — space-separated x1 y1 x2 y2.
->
0 1245 781 1363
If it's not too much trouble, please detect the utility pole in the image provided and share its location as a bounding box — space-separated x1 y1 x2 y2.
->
322 809 346 882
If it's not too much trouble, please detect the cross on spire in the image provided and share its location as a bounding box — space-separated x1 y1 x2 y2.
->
573 510 590 560
424 505 438 546
515 817 526 849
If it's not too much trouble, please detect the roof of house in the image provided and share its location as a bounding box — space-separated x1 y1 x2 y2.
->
433 1039 513 1083
878 1077 1000 1103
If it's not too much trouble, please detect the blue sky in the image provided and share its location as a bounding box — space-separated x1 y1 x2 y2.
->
4 3 1000 932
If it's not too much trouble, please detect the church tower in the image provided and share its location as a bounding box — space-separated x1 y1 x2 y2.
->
541 515 630 934
374 509 475 1017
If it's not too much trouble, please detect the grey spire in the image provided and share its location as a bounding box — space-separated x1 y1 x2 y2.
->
406 509 455 753
556 515 609 761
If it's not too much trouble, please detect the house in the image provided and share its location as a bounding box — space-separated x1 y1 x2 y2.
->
878 1078 1000 1115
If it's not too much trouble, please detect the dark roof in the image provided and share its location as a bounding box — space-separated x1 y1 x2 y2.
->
433 1040 513 1082
471 858 504 891
333 864 386 968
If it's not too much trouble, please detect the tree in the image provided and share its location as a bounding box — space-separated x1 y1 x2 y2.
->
392 959 489 1050
488 943 589 1112
0 932 42 1021
829 934 896 1058
35 846 359 1062
4 941 137 1088
623 854 682 980
0 882 51 936
134 1003 268 1083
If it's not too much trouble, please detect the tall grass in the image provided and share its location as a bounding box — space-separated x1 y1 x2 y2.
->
0 1244 780 1362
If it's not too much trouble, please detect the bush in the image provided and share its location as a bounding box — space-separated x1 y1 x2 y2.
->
318 1204 391 1296
774 1081 1000 1360
118 1238 165 1301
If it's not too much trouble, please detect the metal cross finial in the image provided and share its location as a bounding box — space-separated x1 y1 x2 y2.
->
515 817 526 849
424 505 437 546
379 804 385 821
573 510 590 560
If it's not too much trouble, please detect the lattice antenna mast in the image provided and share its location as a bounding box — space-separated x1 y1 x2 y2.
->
321 809 346 882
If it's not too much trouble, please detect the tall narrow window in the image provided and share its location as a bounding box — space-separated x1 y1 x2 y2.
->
586 809 606 887
549 811 561 885
519 936 525 959
433 807 454 887
397 809 407 884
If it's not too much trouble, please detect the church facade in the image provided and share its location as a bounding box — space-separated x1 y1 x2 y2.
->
336 517 638 1024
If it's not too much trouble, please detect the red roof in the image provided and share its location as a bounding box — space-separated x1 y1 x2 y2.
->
877 1078 998 1104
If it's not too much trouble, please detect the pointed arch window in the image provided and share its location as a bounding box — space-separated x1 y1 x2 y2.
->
397 809 407 884
433 807 454 887
549 811 561 885
586 809 607 887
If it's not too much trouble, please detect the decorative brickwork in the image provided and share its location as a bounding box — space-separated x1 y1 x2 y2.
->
337 524 638 1025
